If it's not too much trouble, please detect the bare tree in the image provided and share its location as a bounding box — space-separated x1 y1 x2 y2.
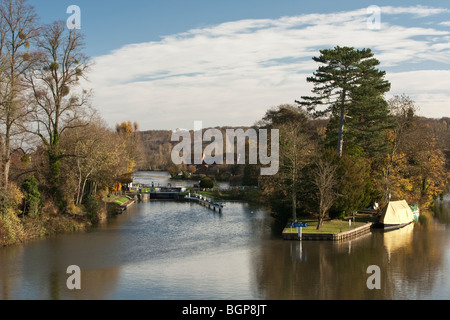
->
259 105 316 223
280 123 315 223
24 20 92 210
312 155 338 229
0 0 39 187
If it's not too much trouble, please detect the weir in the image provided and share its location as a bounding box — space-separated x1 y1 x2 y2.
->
184 193 224 214
129 186 186 201
127 187 224 213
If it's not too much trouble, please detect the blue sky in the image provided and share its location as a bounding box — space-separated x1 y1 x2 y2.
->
29 1 450 130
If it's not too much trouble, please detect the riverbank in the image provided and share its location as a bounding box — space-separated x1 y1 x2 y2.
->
0 202 92 247
2 197 449 300
107 194 137 213
0 194 130 248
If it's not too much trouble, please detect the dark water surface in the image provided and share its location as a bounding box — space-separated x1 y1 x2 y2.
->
1 193 449 300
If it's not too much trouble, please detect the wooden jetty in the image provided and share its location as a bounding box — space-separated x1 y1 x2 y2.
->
184 193 224 213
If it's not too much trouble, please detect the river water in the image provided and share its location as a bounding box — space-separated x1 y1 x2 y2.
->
0 172 449 300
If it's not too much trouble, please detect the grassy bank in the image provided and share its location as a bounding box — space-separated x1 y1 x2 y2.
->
283 214 377 235
112 196 132 206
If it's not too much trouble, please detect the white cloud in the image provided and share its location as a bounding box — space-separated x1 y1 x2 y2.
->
386 70 450 117
87 5 450 130
380 5 449 17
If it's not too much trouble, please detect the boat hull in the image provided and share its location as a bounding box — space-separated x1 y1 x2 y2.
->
371 221 414 231
381 221 414 232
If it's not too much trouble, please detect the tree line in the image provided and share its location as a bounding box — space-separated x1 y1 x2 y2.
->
0 0 141 245
258 47 449 229
1 0 448 245
134 46 448 232
137 46 448 230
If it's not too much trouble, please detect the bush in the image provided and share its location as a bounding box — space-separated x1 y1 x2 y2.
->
0 185 25 246
21 176 43 217
0 209 25 246
83 194 102 224
200 177 214 189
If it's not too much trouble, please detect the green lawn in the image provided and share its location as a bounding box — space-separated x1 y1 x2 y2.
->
112 196 131 206
284 215 376 234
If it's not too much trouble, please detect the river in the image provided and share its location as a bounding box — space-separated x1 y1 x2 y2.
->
0 172 449 300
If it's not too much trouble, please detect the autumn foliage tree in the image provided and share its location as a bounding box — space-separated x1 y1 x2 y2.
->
115 120 143 184
25 20 92 212
383 96 448 207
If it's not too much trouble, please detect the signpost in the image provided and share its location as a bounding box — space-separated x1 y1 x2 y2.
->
291 222 308 240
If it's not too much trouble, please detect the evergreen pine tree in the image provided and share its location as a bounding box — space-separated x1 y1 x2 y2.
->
296 46 392 157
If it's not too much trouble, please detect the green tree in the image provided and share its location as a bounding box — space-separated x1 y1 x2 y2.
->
296 46 391 157
330 154 373 218
200 176 214 189
241 164 259 187
343 81 394 158
20 175 42 217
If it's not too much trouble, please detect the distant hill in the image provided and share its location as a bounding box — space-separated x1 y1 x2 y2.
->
137 126 254 171
136 117 450 172
137 129 173 170
420 117 450 170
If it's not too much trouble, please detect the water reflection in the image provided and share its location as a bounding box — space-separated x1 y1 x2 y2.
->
254 206 450 300
383 223 415 259
0 245 24 300
0 195 449 300
253 232 387 299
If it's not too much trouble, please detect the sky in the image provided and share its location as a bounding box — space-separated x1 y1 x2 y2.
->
29 0 450 131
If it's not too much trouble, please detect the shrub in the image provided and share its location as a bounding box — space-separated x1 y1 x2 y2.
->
0 185 25 246
200 177 214 189
83 193 102 224
21 176 43 217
